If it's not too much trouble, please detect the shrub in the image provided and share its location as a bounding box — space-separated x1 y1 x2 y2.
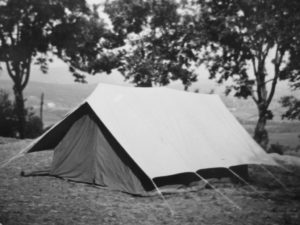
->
268 143 285 155
0 89 43 138
24 110 44 138
0 90 17 137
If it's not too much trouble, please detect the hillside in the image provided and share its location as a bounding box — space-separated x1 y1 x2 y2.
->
0 80 96 126
1 78 300 147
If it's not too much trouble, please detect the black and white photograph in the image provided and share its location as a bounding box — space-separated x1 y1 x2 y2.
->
0 0 300 224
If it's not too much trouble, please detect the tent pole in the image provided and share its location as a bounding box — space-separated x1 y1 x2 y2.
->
150 179 175 216
193 172 241 210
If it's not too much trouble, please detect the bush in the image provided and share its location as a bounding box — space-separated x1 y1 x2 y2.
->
24 110 44 138
0 90 17 137
268 143 285 155
0 89 43 138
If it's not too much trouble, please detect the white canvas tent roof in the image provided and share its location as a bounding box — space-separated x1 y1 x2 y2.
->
24 83 277 193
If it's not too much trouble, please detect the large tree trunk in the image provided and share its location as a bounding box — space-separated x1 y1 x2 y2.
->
13 84 26 139
6 58 31 139
253 107 269 150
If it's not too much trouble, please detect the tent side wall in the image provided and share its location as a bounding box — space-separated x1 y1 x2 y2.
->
50 112 155 194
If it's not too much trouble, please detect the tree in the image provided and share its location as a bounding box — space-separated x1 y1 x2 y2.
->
195 0 300 149
51 3 121 80
0 0 111 138
104 0 199 88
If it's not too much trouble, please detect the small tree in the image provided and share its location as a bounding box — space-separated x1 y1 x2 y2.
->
24 108 43 138
195 0 300 149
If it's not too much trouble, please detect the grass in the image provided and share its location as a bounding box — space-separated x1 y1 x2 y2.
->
1 138 300 225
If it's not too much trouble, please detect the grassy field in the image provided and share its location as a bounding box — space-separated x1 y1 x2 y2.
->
0 138 300 225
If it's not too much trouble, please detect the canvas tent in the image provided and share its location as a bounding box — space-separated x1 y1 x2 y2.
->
24 83 277 194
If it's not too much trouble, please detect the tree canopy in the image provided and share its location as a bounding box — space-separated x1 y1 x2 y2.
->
104 0 199 88
1 0 300 147
101 0 300 148
193 0 300 148
0 0 113 137
77 0 300 148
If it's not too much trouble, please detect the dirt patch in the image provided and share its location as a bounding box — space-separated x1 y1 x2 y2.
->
1 138 300 225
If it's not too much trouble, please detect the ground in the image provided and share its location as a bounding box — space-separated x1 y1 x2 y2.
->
0 137 300 225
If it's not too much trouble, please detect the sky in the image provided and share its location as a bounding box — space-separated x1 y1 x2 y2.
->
87 0 105 4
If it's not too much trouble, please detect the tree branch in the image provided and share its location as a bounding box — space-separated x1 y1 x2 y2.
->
20 61 26 84
5 61 17 83
251 57 257 76
266 71 279 108
21 70 30 90
262 43 271 61
263 78 275 85
9 32 15 47
266 45 284 107
21 57 31 90
251 90 259 105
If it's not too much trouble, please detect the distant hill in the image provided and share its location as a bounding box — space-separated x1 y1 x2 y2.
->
0 77 298 126
0 80 96 126
1 77 300 147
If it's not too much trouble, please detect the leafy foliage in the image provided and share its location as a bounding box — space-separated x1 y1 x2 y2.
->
194 0 300 148
24 109 44 138
0 0 114 138
104 0 199 88
197 0 300 98
280 96 300 120
52 4 121 78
